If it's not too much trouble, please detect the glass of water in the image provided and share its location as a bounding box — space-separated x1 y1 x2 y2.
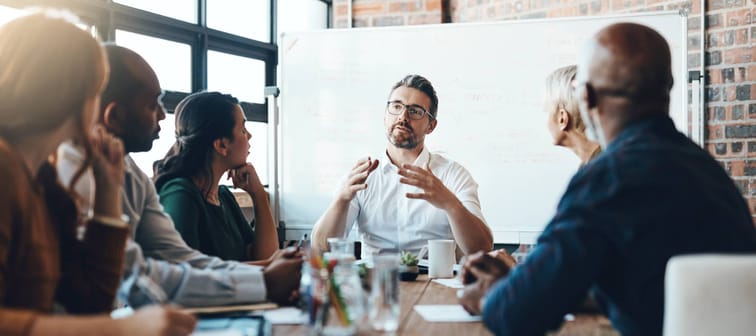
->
327 238 355 263
368 254 400 332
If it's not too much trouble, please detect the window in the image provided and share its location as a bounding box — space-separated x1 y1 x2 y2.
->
207 0 269 42
0 0 330 191
115 0 196 23
115 30 192 93
207 51 266 103
207 50 268 184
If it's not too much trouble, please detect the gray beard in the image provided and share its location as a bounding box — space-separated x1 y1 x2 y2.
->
387 133 418 149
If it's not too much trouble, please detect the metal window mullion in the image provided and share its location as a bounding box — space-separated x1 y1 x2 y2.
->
193 32 208 92
270 0 277 45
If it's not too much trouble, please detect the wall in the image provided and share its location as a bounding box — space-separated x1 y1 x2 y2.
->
331 0 755 222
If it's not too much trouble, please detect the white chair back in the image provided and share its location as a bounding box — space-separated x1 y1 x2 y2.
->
664 254 756 336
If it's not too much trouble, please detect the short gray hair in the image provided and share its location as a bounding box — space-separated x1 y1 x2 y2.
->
544 65 584 132
390 74 439 119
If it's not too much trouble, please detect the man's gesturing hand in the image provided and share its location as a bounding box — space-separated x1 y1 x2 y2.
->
338 157 379 202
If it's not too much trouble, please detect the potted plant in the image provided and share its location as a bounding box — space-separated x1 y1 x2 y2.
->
399 251 419 281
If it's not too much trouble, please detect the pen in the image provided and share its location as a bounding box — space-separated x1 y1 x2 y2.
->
297 233 308 249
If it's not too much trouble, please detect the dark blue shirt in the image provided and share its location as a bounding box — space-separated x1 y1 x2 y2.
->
481 115 756 336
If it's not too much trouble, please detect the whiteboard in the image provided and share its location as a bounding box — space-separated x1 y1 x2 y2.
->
277 12 688 243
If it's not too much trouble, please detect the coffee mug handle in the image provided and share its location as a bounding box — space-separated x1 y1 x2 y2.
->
418 245 429 259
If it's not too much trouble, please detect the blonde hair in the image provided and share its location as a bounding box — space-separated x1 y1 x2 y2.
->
0 9 108 141
544 65 584 132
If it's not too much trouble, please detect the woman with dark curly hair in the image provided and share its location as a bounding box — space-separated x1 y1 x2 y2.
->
154 92 278 262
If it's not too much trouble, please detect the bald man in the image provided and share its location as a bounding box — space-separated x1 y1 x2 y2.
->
458 23 756 336
57 45 302 307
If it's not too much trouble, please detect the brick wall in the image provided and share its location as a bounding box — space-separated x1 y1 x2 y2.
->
332 0 756 221
333 0 445 27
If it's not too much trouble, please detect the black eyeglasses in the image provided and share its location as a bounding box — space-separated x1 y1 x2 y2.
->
386 101 434 120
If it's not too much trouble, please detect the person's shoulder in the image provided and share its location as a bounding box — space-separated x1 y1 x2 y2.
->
159 177 199 195
218 184 234 198
429 151 455 167
430 151 472 176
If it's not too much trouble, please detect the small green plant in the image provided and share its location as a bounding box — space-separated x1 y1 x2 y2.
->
400 251 419 267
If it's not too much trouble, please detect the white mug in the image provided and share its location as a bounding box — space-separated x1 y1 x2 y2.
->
427 239 455 278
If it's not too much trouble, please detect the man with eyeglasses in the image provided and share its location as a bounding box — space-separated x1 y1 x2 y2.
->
312 74 493 258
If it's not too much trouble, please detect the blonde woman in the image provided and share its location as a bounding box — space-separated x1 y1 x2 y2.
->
0 10 195 335
482 65 602 275
544 65 601 165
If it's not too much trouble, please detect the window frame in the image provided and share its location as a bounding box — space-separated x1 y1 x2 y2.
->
0 0 285 122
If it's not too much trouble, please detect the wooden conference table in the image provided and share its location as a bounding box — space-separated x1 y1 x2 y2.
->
273 275 619 336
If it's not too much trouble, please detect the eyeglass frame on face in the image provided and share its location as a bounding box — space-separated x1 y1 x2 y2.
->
385 100 435 121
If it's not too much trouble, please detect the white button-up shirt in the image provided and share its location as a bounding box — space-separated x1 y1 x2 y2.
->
344 146 487 258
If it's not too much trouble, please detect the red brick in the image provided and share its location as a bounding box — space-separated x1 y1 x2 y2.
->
726 8 752 26
734 28 749 45
709 69 723 84
690 0 702 14
724 85 738 101
335 4 348 16
426 0 443 12
731 160 746 175
749 65 756 81
353 2 386 16
389 1 420 13
548 6 580 17
707 125 725 139
724 46 755 64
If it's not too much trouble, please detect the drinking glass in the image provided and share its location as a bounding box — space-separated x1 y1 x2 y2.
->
368 254 400 332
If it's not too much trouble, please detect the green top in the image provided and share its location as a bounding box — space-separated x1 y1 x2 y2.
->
158 177 255 261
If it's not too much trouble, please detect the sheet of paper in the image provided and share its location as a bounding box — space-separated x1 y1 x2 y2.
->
262 307 306 325
432 278 464 289
414 305 482 322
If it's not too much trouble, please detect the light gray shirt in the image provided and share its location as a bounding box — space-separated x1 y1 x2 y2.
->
56 142 267 307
